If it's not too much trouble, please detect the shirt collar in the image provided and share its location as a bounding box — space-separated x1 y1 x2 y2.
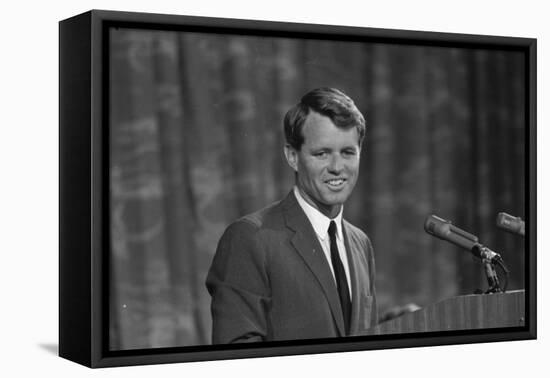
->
293 186 344 241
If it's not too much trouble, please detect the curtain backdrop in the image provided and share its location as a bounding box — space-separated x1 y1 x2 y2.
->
109 28 526 350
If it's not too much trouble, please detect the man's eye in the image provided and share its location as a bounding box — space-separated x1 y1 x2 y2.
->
315 151 328 158
343 150 356 156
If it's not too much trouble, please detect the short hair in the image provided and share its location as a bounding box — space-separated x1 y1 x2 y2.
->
283 87 366 150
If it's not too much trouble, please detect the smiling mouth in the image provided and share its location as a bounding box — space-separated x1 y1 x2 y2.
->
325 178 346 187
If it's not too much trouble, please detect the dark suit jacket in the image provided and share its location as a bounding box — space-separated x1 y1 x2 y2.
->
206 191 377 343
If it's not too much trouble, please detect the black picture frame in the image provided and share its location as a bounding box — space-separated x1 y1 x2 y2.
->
59 9 537 368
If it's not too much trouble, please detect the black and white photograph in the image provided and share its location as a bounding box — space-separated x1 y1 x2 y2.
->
2 1 547 377
106 22 530 351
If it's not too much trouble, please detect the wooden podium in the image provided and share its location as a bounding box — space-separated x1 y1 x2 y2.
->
367 290 525 335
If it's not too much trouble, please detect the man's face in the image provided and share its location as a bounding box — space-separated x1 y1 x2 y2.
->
285 111 361 218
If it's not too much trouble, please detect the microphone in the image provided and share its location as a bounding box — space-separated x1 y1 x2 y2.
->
424 215 500 261
496 212 525 237
424 214 478 251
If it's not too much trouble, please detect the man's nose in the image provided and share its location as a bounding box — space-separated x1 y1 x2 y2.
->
328 154 344 173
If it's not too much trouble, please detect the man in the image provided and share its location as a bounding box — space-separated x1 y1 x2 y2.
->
206 87 377 344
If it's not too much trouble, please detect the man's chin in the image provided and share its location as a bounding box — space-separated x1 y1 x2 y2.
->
320 193 349 207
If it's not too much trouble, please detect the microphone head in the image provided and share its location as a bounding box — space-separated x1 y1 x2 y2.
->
424 214 451 237
496 212 525 236
424 214 479 251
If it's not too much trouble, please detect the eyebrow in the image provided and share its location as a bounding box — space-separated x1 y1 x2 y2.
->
310 146 359 153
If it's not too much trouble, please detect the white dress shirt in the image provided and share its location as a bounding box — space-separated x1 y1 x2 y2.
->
293 186 352 295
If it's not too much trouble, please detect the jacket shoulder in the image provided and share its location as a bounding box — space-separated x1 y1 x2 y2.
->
229 198 286 231
211 198 286 282
343 220 371 245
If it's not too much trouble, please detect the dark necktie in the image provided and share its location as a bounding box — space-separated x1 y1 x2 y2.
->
328 220 351 335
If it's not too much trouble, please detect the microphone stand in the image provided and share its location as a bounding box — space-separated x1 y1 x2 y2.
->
482 257 502 293
476 246 509 294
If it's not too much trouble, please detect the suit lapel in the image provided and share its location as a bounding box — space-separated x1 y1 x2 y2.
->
342 222 361 335
282 192 346 336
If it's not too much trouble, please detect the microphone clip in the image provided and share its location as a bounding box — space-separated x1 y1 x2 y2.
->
472 245 509 294
472 244 501 263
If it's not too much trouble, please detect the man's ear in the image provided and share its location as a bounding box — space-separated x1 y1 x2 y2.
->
284 144 299 172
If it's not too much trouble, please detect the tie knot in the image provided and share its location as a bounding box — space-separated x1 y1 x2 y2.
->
328 220 337 238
